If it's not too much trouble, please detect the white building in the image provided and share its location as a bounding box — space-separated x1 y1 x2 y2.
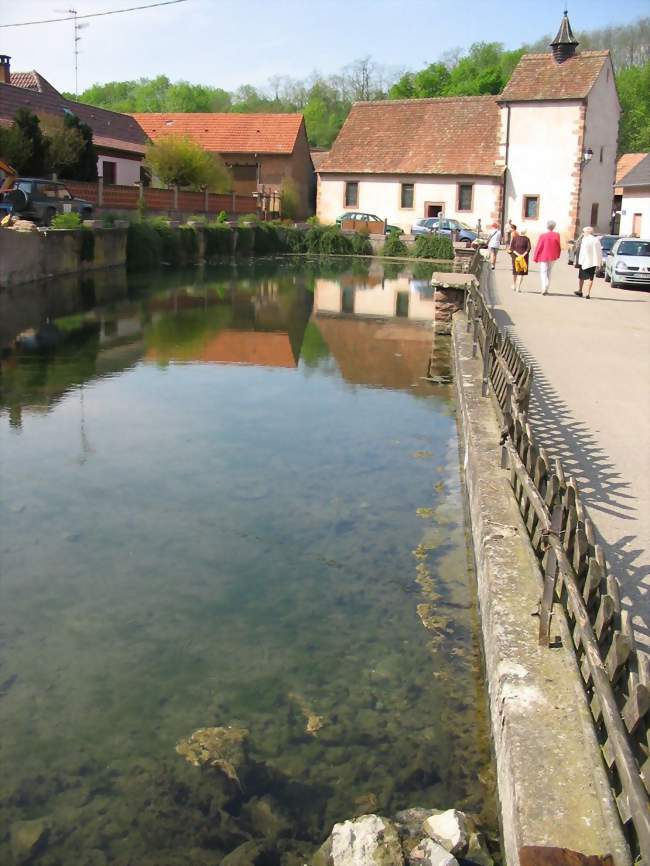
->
317 13 620 245
616 153 650 238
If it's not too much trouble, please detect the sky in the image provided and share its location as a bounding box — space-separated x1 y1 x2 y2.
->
0 0 647 96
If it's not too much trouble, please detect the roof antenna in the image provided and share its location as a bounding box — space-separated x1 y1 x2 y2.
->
55 8 89 97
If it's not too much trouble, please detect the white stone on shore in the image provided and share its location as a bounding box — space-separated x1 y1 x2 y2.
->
329 814 403 866
422 809 468 855
408 838 459 866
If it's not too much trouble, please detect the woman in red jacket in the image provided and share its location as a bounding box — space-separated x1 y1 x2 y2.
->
533 220 562 296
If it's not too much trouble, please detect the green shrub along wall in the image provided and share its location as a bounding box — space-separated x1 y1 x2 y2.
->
126 218 456 271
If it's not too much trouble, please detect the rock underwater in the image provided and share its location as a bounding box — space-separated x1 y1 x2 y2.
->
175 726 248 786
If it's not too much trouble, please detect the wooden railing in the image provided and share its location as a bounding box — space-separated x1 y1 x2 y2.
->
463 264 650 862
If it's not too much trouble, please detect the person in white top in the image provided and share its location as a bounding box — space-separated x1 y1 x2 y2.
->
486 223 502 270
574 226 603 299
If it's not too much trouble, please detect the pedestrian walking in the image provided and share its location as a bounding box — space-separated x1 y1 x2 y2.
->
486 222 502 270
533 220 562 295
509 226 531 292
574 226 602 299
505 219 515 246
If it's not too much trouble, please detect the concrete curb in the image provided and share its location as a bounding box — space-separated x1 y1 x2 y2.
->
452 316 630 866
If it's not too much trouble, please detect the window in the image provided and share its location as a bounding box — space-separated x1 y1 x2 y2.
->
345 181 358 208
457 183 473 211
523 195 539 220
102 161 117 185
590 202 599 226
37 183 58 199
400 183 414 209
57 186 72 201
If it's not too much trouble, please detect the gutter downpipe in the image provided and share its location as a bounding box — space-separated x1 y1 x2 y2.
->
500 104 511 232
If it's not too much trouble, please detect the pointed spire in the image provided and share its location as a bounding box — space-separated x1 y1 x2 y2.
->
550 11 579 63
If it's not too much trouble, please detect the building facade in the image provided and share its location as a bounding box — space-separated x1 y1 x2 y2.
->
317 14 620 244
0 56 148 185
614 153 650 238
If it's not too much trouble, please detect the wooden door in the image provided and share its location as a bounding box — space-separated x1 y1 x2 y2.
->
632 213 642 237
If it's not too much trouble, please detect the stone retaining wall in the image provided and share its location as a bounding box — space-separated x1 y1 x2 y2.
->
0 227 127 289
452 318 630 866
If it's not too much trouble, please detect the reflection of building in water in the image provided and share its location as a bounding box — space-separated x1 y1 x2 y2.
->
314 275 435 321
314 317 434 396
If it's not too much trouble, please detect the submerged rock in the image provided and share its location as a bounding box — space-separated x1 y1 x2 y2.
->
423 810 468 856
10 817 50 863
314 814 403 866
175 726 248 786
394 807 442 839
408 839 458 866
288 691 325 735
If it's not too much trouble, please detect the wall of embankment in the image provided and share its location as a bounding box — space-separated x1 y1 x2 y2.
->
452 310 630 864
0 227 127 289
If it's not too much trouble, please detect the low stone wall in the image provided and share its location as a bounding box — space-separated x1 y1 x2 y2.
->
0 226 127 289
452 319 630 865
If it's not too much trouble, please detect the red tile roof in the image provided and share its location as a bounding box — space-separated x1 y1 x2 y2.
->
318 96 502 177
616 153 648 184
1 71 148 156
131 113 304 155
499 51 610 102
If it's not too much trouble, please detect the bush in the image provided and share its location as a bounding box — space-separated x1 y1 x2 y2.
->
149 217 181 265
412 234 454 260
254 223 286 255
178 226 198 263
238 213 258 226
319 227 353 255
305 224 326 252
306 215 320 226
382 230 408 257
216 210 228 223
80 227 95 262
127 220 162 270
284 226 307 253
51 211 82 229
236 225 255 256
349 232 372 255
204 224 232 258
280 177 299 221
102 211 119 227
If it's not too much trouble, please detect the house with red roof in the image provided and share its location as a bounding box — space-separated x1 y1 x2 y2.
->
614 153 650 238
0 55 148 186
132 112 315 217
317 12 620 243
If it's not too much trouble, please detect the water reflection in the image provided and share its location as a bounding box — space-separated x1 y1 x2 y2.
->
0 258 494 865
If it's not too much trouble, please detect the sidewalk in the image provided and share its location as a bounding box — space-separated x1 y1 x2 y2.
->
488 251 650 647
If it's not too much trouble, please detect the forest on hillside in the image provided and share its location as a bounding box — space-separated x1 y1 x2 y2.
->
66 17 650 153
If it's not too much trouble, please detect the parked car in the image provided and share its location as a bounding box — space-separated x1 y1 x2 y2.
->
595 234 619 276
0 178 93 226
335 211 403 235
603 237 650 288
411 217 477 243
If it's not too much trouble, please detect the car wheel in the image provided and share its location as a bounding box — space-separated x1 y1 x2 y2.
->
611 280 621 289
604 272 611 283
43 207 56 226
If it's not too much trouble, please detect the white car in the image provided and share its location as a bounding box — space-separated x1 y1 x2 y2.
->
604 237 650 289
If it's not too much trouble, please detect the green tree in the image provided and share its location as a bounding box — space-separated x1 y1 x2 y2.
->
0 123 33 173
13 108 49 176
145 135 231 190
60 112 98 181
280 177 299 219
41 116 84 174
616 61 650 152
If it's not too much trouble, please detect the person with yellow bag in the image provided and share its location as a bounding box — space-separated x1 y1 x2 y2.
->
508 226 531 293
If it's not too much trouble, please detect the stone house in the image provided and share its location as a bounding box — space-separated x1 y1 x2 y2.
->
132 113 315 218
0 55 148 185
317 13 620 243
614 153 650 237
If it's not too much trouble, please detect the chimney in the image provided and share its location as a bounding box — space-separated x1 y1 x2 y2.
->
0 55 11 85
550 13 579 63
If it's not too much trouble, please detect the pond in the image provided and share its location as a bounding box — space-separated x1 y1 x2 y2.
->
0 257 495 865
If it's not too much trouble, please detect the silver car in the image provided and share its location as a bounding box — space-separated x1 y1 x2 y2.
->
604 237 650 288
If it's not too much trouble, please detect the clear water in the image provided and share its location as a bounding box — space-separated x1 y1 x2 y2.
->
0 258 495 866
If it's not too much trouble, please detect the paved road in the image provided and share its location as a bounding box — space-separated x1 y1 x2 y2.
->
488 251 650 647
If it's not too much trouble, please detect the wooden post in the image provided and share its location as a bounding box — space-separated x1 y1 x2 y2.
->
539 501 562 646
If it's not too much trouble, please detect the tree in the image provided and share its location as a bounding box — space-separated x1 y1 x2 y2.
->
13 108 49 176
0 124 33 173
280 177 299 219
145 135 231 190
616 61 650 152
40 115 85 175
60 112 98 181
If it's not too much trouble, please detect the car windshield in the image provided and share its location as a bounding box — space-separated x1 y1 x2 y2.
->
599 235 618 251
618 240 650 257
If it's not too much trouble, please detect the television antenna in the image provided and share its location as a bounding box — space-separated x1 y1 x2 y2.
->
55 8 89 96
